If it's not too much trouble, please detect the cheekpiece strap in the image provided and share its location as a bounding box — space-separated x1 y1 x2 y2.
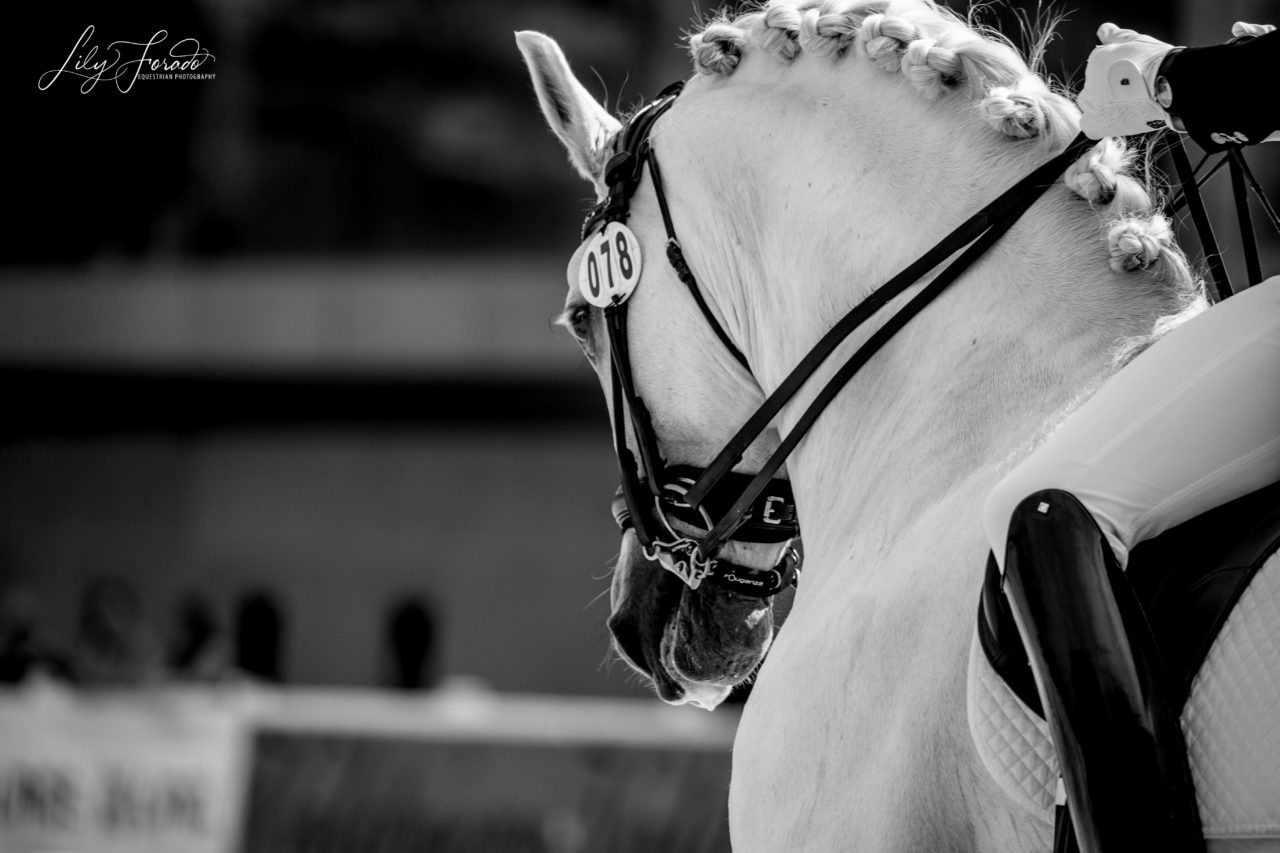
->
592 79 801 591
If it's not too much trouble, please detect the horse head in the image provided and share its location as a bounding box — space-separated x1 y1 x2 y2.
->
517 31 794 709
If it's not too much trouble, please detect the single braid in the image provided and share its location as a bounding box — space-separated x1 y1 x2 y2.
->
900 37 962 99
798 4 860 57
690 22 747 75
1064 147 1120 205
1064 139 1150 216
760 5 803 62
859 14 919 73
842 0 889 27
1107 215 1174 273
980 79 1048 139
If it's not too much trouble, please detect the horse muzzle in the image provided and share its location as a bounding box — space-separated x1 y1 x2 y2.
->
608 527 775 710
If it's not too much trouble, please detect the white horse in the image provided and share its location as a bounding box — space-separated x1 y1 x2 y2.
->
518 1 1278 849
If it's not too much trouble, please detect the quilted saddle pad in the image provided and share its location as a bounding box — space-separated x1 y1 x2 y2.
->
968 548 1280 840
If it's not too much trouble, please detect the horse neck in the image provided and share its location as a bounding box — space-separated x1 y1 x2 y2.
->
690 71 1177 580
778 201 1135 575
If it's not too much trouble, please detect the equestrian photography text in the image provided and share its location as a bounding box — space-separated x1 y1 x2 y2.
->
38 25 215 94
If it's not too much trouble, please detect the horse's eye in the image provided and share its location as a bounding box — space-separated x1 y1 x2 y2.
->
568 305 592 341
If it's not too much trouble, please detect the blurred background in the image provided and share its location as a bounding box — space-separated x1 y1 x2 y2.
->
0 1 1275 851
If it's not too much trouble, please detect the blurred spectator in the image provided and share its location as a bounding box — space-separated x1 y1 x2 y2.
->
71 577 164 687
385 595 438 690
0 586 72 684
235 590 284 682
167 591 227 681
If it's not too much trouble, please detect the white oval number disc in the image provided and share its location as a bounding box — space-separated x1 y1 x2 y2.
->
578 222 643 307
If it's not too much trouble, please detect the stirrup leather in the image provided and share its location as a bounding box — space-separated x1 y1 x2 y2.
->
1001 489 1205 853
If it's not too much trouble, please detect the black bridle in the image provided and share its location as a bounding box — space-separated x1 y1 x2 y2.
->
584 79 1099 598
588 82 802 598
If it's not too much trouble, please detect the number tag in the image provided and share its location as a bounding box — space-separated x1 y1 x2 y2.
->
578 222 643 307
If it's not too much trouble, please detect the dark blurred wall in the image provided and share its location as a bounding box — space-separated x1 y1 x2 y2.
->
8 0 1274 263
0 430 628 693
5 0 714 262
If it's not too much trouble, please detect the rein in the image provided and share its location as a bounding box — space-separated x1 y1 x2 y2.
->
1164 135 1280 302
583 80 1094 596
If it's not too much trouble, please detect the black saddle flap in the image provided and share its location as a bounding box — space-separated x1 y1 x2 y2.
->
1127 478 1280 707
980 479 1280 716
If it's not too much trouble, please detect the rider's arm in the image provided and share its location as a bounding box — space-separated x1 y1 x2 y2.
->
1160 28 1280 146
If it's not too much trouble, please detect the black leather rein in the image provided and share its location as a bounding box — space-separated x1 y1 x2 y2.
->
582 78 1093 597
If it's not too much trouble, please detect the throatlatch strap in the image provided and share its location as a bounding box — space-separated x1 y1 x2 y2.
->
646 150 752 370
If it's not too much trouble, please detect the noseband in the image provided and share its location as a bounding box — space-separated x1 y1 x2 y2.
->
583 80 1092 598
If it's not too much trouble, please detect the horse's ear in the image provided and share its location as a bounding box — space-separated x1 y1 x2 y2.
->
515 31 621 191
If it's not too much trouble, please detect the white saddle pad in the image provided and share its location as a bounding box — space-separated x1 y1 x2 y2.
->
968 549 1280 840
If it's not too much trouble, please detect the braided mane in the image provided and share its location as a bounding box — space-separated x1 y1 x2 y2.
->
688 0 1205 356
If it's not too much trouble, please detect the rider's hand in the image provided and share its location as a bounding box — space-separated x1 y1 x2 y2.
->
1230 21 1274 39
1077 23 1178 140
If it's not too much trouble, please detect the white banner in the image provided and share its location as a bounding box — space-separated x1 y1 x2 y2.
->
0 687 252 853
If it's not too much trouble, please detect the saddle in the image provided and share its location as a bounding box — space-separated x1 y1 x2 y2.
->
977 478 1280 850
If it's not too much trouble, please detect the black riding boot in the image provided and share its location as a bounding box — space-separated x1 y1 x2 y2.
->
1001 489 1204 853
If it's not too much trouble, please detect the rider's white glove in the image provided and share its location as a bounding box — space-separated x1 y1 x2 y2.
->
1077 23 1177 140
1230 21 1274 39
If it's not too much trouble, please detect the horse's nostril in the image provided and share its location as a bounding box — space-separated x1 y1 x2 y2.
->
653 676 686 703
606 612 651 675
608 609 688 702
